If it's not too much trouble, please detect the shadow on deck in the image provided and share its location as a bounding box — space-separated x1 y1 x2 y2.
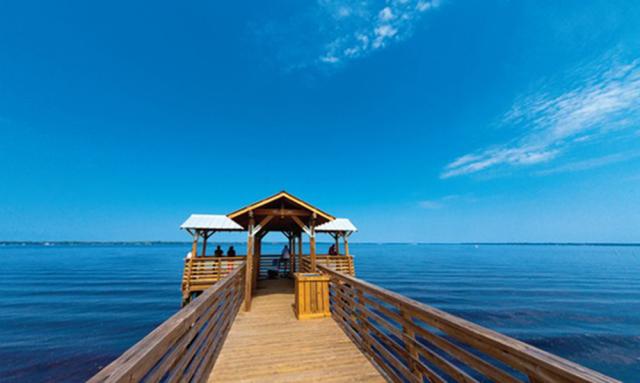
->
208 278 384 382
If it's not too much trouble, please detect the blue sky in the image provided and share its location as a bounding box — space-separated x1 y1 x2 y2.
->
1 0 639 242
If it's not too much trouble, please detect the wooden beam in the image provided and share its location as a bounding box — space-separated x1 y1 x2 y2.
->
253 208 311 217
252 215 273 236
227 191 335 221
291 216 312 236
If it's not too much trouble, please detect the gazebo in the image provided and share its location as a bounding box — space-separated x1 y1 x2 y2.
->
180 191 357 309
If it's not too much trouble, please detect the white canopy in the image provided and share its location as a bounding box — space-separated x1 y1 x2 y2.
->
180 214 244 231
315 218 357 233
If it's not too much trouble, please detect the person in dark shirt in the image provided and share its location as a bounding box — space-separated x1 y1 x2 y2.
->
227 246 236 256
214 245 224 256
328 244 338 255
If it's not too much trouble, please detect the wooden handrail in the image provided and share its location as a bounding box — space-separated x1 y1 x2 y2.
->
301 255 355 276
317 264 620 383
182 257 246 295
90 262 246 383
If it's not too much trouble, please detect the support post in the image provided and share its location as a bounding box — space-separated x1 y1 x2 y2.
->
290 234 295 274
183 231 199 306
289 233 295 276
201 231 209 257
310 214 317 272
334 233 340 255
344 233 350 256
245 214 255 311
297 232 303 273
253 235 261 291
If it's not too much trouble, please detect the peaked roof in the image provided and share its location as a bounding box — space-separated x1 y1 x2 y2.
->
316 218 358 233
180 214 244 231
227 191 334 221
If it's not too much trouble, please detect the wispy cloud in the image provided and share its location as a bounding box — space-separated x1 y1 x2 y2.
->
319 0 440 65
418 194 474 209
442 55 640 178
418 200 443 209
256 0 441 70
535 151 640 176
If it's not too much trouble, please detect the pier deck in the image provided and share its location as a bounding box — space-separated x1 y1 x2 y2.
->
208 278 384 383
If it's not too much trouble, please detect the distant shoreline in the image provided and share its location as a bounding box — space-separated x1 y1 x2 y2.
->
1 241 639 247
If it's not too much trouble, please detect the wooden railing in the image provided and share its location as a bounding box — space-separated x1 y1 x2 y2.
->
182 256 245 293
258 254 290 279
301 255 355 275
90 262 246 383
318 264 619 383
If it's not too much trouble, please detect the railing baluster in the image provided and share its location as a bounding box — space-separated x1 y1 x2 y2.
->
401 309 423 383
355 288 371 347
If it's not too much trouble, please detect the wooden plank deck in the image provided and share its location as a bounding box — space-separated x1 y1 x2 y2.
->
208 278 385 383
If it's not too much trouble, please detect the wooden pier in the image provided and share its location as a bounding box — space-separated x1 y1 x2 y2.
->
209 278 384 382
90 192 621 383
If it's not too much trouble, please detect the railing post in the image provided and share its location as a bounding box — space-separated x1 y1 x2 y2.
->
356 288 373 355
401 308 422 383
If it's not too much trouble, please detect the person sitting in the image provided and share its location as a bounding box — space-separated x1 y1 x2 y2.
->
227 246 236 256
328 244 338 255
214 245 224 256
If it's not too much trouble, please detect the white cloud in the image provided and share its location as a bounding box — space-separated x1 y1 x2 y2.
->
442 56 640 178
418 200 443 209
379 7 394 21
254 0 440 70
417 0 440 12
317 0 440 65
535 151 640 176
373 25 398 48
418 194 474 209
336 6 352 18
320 55 339 63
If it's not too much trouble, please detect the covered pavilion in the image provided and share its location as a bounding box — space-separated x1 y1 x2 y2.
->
180 191 357 309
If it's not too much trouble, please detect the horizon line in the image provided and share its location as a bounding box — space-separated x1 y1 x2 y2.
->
1 240 639 247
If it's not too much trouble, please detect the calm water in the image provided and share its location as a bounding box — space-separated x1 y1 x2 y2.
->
0 243 639 382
